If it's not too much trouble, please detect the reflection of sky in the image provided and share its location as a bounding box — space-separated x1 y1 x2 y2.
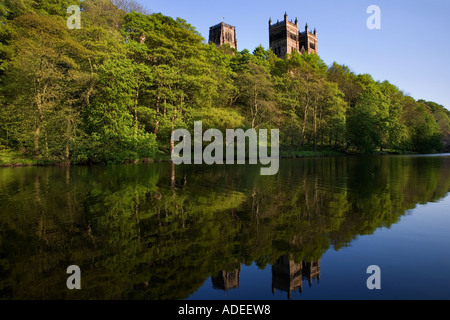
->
138 0 450 110
188 194 450 300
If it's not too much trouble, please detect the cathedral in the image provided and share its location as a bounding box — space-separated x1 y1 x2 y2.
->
269 12 318 58
208 12 318 59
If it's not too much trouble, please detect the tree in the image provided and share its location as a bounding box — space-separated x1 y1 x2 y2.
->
327 62 362 107
419 100 450 151
112 0 149 14
347 93 383 154
1 14 90 160
379 81 409 151
1 2 448 163
83 56 157 163
409 103 443 153
236 62 277 129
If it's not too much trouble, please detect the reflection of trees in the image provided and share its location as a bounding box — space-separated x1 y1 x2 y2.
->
0 156 449 299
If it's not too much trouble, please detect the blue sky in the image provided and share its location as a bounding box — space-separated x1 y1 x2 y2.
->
136 0 450 110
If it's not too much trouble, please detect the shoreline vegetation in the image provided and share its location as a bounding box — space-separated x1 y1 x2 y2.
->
0 145 429 168
1 1 450 167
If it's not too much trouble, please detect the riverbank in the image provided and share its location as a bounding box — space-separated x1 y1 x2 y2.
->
0 148 173 167
280 146 416 158
0 148 40 167
281 149 345 158
0 147 424 168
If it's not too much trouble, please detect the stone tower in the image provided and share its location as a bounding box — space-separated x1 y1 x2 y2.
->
271 255 304 299
211 267 241 291
271 255 321 299
269 12 318 58
209 22 238 50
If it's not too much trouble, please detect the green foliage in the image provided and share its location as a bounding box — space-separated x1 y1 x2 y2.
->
418 100 450 151
0 1 448 164
0 147 37 165
235 62 278 129
347 93 383 154
410 103 443 153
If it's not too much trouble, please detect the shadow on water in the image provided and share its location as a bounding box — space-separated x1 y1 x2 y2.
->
0 155 450 299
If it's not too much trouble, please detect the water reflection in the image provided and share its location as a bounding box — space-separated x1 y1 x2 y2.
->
212 267 241 292
0 155 449 299
272 256 321 299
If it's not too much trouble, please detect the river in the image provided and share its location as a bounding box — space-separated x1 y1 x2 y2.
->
0 155 449 299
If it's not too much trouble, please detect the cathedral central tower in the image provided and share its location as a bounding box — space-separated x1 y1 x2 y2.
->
269 12 317 58
209 22 238 50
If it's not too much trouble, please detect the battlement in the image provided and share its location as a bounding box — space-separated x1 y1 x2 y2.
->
269 13 318 58
208 12 318 58
270 19 297 28
300 30 317 36
210 22 236 30
209 22 238 50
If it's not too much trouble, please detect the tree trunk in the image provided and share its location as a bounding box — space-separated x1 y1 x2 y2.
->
134 85 139 139
313 104 317 152
34 75 47 157
171 161 176 189
34 125 40 155
251 83 258 129
297 104 309 151
154 95 160 134
86 58 94 106
170 128 174 155
44 133 49 159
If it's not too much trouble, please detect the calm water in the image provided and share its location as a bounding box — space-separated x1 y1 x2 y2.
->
0 155 450 300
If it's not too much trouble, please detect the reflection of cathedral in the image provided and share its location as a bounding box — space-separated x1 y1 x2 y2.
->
272 256 320 299
212 267 241 291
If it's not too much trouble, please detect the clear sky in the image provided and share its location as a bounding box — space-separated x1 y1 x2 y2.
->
137 0 450 110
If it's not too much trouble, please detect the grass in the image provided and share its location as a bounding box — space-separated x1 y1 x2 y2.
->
0 145 424 167
0 147 173 167
379 149 416 155
281 145 345 158
153 150 172 162
281 150 345 158
0 147 38 166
